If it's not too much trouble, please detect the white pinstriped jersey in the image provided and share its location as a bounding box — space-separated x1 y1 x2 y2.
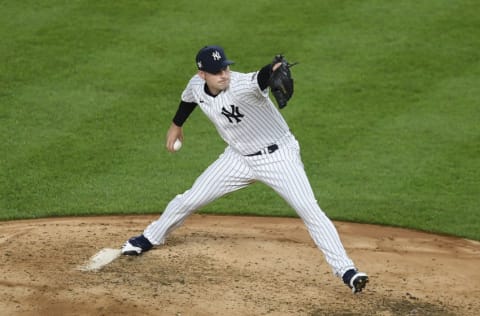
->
181 71 290 155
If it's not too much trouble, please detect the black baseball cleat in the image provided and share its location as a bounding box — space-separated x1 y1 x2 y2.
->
121 234 153 256
342 269 369 294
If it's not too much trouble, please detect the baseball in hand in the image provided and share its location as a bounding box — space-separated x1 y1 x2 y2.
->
173 139 182 151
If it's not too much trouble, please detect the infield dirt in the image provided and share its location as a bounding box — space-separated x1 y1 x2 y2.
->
1 214 479 315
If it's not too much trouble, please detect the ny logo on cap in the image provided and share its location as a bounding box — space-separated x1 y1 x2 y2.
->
212 51 221 61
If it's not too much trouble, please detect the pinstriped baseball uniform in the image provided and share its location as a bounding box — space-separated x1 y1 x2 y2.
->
142 69 357 277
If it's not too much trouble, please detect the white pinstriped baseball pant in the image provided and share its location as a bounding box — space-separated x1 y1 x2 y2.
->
144 132 356 277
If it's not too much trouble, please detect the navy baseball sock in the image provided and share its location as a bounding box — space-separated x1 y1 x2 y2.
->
342 269 357 285
129 235 153 251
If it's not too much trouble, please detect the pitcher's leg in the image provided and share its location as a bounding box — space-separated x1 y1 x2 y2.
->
287 192 356 277
256 150 355 277
144 148 253 245
278 177 355 276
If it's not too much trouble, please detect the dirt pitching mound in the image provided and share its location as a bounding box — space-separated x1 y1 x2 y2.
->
1 214 479 315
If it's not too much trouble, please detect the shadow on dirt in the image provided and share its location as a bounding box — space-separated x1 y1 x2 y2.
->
310 296 458 316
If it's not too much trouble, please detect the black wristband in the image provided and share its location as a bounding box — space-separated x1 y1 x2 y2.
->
172 101 197 126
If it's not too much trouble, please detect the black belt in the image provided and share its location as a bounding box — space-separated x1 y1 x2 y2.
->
245 144 279 157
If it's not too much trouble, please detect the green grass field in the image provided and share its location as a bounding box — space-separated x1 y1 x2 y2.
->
1 0 479 240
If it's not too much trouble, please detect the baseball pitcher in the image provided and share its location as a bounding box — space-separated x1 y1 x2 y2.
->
121 45 368 293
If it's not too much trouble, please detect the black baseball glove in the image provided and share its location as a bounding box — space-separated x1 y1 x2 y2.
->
268 55 298 109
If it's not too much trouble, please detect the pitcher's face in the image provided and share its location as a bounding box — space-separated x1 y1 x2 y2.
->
199 66 231 95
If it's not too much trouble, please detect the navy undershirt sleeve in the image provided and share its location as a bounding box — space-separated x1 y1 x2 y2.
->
257 64 273 91
172 101 197 126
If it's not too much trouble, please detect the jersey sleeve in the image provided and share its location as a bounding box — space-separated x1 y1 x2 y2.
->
234 71 270 103
180 75 202 103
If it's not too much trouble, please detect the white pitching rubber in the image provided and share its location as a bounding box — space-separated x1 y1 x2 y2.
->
77 248 121 272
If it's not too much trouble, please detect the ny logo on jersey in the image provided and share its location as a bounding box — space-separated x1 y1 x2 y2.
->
212 51 221 61
221 105 244 123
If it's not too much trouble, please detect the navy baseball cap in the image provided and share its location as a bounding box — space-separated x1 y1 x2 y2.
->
196 45 234 74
